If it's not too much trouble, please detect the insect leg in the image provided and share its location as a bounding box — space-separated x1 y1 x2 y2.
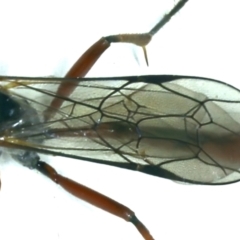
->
36 160 154 240
44 0 189 120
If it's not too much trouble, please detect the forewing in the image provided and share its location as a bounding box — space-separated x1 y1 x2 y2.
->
1 75 240 184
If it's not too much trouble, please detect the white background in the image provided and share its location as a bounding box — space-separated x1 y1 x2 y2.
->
0 1 240 240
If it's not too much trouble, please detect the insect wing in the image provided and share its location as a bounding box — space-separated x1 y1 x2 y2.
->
1 75 240 184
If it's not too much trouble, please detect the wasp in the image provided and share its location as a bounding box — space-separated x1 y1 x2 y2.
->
1 1 240 240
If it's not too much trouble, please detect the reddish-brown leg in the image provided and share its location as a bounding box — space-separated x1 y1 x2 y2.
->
43 33 151 120
44 0 189 120
36 161 154 240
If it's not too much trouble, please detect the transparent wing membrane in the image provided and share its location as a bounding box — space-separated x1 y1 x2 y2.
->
1 75 240 184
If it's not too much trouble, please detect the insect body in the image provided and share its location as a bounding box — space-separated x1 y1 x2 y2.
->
1 0 240 239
